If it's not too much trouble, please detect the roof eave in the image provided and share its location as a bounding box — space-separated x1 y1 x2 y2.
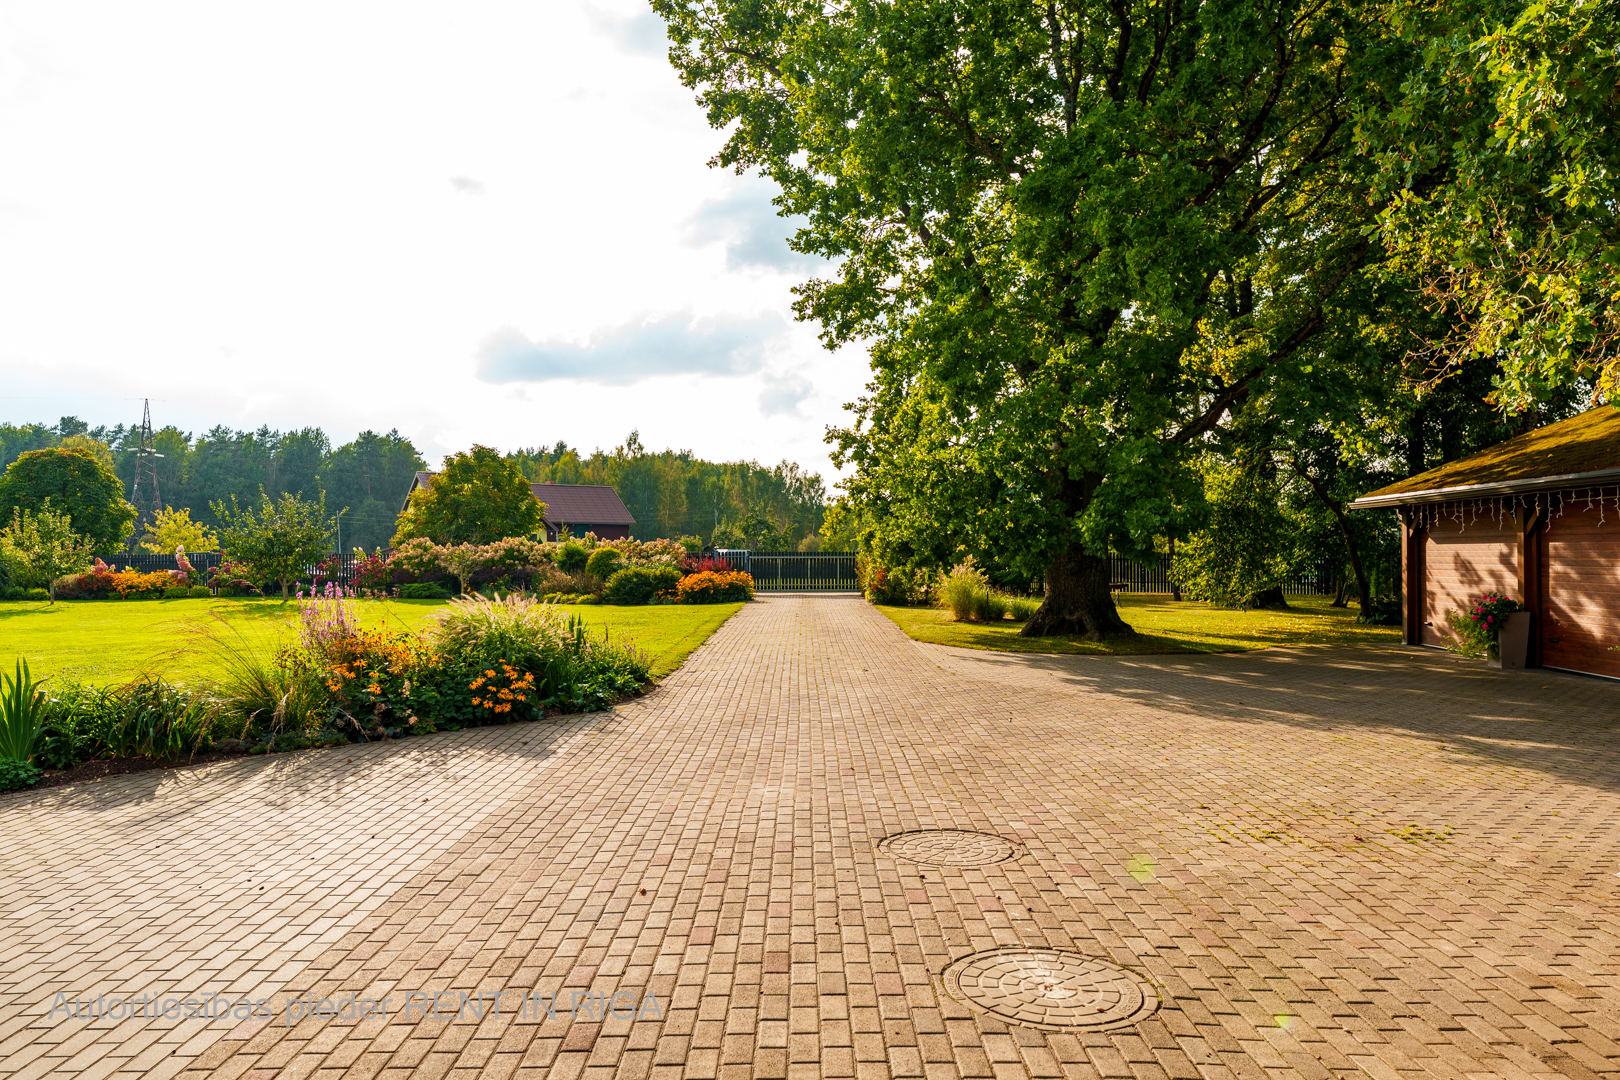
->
1349 466 1620 510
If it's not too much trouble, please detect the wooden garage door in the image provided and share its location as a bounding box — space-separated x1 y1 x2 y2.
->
1421 515 1520 648
1541 503 1620 678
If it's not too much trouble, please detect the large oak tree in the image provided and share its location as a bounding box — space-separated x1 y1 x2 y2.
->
656 0 1415 636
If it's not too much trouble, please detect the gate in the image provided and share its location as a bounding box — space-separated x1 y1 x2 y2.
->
715 550 859 591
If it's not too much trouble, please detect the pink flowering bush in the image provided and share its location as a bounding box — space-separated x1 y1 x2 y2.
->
174 547 196 585
1445 592 1522 658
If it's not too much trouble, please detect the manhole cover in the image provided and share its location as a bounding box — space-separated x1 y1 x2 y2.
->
941 947 1159 1031
877 830 1022 867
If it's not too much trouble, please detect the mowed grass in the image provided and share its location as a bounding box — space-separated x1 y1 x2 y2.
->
878 593 1401 655
0 597 743 685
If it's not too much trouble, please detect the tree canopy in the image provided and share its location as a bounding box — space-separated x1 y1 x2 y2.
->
2 503 98 602
214 490 336 600
1361 0 1620 406
657 0 1419 636
394 445 544 546
0 446 136 552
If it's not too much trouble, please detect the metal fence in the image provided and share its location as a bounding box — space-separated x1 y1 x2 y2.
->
714 550 860 591
1107 553 1401 600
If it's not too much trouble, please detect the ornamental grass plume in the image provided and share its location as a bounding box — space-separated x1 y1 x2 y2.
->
427 591 571 667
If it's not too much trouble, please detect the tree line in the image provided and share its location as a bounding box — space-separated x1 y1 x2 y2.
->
0 418 829 552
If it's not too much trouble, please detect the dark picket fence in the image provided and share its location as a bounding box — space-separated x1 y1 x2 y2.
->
104 551 368 589
714 550 860 591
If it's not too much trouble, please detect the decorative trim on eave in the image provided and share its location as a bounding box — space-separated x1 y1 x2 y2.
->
1348 466 1620 510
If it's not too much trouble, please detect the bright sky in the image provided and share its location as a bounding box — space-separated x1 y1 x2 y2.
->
0 1 869 480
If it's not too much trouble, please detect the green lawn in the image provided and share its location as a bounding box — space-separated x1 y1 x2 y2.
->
0 597 743 685
878 593 1401 655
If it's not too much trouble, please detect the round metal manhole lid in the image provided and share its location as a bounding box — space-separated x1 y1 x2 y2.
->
877 829 1023 867
941 947 1160 1032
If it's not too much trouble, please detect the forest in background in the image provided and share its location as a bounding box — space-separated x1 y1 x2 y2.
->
0 417 828 552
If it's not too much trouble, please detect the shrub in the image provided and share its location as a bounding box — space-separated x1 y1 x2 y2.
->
939 560 988 620
400 582 453 600
426 593 651 714
1 660 48 764
597 537 686 567
679 554 732 575
36 681 123 768
0 758 40 790
29 672 218 764
388 537 444 581
939 559 1017 622
207 633 330 738
604 565 682 605
163 585 190 599
677 570 754 603
584 547 622 580
109 570 174 599
2 586 23 600
189 585 212 598
350 550 393 592
555 541 589 574
1008 596 1041 622
1445 592 1521 658
1357 596 1402 626
971 590 1009 622
208 559 258 595
98 679 217 760
859 558 931 605
24 587 48 602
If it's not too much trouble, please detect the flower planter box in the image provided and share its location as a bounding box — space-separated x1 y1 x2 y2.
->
1488 611 1532 670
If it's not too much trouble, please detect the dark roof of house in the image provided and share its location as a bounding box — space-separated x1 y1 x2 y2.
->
1352 406 1620 508
531 483 636 526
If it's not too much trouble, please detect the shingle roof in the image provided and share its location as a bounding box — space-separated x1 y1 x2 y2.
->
530 483 636 526
1352 406 1620 508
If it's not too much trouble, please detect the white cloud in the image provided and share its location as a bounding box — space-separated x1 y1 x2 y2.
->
477 311 787 385
0 1 870 480
584 5 669 56
759 371 813 416
686 181 826 274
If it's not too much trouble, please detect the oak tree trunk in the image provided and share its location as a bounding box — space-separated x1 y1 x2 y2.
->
1021 545 1134 639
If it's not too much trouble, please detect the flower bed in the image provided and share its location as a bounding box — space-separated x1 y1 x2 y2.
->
10 592 654 780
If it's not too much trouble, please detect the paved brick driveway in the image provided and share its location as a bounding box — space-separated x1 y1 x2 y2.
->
3 595 1619 1080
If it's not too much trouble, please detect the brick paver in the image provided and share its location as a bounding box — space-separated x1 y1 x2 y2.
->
3 595 1619 1079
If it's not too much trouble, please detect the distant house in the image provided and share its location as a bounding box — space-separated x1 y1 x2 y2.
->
400 473 636 542
528 481 636 541
1350 407 1620 679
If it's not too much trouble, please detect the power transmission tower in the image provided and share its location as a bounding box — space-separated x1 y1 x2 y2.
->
128 399 164 552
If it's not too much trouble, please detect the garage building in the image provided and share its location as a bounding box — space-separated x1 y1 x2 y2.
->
1351 406 1620 679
